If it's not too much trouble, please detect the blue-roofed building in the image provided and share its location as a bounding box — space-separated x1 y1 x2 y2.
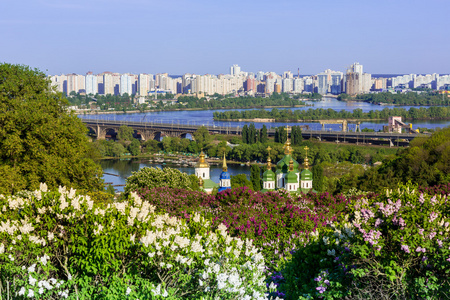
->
218 154 231 192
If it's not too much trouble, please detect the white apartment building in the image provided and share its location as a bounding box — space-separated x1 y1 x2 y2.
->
85 74 98 95
120 74 132 95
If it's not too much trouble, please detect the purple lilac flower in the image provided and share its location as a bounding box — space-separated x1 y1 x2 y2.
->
419 194 426 204
316 286 326 294
429 212 438 223
374 218 383 227
324 280 330 286
314 276 322 282
401 245 410 253
416 247 426 253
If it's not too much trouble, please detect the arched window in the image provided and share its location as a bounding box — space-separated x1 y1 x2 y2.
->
203 173 205 178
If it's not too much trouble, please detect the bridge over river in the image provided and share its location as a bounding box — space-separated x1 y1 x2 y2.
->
81 119 427 146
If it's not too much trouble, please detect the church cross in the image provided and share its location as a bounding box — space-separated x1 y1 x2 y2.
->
284 125 291 139
304 146 309 157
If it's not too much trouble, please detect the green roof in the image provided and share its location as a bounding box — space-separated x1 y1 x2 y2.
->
202 179 219 190
301 169 312 180
276 154 299 173
262 169 276 181
286 171 298 183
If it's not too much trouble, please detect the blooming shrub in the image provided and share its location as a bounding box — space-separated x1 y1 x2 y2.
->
279 183 450 299
138 186 352 272
124 167 198 194
0 183 269 299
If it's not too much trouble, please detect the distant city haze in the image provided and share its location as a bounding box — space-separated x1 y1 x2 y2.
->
1 0 449 75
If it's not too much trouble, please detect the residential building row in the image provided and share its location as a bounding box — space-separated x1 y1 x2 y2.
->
49 63 450 98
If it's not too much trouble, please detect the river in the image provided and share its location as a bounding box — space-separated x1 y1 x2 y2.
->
86 97 450 191
101 159 251 192
79 98 450 132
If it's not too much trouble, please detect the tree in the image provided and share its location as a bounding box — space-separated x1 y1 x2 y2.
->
0 63 103 194
117 125 134 141
250 165 262 191
124 167 195 194
312 164 324 192
249 123 257 144
259 125 268 143
242 125 249 144
230 174 253 189
128 139 141 156
193 126 212 148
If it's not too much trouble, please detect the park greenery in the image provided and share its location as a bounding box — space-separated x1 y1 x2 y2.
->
3 63 450 298
338 91 450 106
213 106 450 121
0 63 103 195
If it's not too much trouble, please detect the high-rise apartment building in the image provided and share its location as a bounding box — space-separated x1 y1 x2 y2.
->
230 64 241 76
345 63 370 95
282 78 293 93
103 73 114 95
85 73 98 95
120 74 132 95
138 74 150 96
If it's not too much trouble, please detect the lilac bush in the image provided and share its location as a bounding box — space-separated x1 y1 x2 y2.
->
279 183 450 299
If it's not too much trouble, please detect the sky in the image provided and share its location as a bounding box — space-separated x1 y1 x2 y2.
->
1 0 449 76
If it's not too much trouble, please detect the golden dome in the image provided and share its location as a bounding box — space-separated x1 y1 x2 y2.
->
284 139 292 155
196 151 210 168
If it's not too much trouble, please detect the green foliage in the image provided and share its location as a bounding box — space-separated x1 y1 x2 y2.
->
0 63 103 194
124 167 197 194
259 125 268 143
128 139 141 156
105 184 116 195
192 126 212 148
358 127 450 192
312 164 324 192
250 165 262 191
117 125 134 141
0 185 267 299
279 184 450 299
214 106 450 121
230 174 253 189
355 91 450 106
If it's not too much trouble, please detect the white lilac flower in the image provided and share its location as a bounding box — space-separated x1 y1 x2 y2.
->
28 264 36 273
38 287 44 295
27 288 34 298
39 182 48 192
8 254 14 261
18 287 26 296
29 275 37 286
126 287 131 295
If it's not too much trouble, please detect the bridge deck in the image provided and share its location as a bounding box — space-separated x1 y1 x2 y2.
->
81 118 427 145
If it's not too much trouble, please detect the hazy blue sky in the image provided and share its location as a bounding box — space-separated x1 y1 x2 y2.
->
1 0 449 75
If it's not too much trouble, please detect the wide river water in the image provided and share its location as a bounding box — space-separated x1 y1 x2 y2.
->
79 97 450 132
83 97 450 191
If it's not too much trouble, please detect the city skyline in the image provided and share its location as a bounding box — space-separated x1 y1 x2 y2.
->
50 63 450 97
1 0 449 75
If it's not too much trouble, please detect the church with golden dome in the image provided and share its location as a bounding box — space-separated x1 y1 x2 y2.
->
195 126 314 194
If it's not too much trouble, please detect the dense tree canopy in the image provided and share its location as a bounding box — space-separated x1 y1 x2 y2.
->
0 63 103 194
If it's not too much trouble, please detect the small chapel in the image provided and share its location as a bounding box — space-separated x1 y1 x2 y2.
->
195 126 315 194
